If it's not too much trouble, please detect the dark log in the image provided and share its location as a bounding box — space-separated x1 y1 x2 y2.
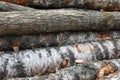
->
0 31 119 51
0 9 120 36
7 59 120 80
1 0 120 11
0 39 120 79
0 1 35 11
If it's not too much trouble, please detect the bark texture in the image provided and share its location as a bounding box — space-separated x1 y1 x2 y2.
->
0 39 120 79
0 31 119 51
0 1 35 11
101 69 120 80
8 59 120 80
0 9 120 36
1 0 120 11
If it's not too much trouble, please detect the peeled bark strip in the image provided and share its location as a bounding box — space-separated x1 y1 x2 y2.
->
0 31 119 51
0 39 120 79
101 69 120 80
8 59 120 80
1 0 120 11
0 1 35 11
0 9 120 36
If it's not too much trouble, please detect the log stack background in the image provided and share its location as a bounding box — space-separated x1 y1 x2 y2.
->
0 0 120 80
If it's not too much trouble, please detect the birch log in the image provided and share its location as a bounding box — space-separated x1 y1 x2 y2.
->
0 31 119 51
32 59 120 80
8 59 120 80
0 39 120 79
0 9 120 36
0 1 35 11
1 0 120 11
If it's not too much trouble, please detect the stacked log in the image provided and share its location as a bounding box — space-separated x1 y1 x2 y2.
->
7 59 120 80
0 38 120 79
0 31 119 51
1 0 120 11
0 9 120 36
0 1 35 11
0 0 119 80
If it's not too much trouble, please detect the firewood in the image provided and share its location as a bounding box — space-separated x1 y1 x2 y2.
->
0 39 119 79
0 9 120 36
0 1 35 11
7 59 120 80
1 0 120 11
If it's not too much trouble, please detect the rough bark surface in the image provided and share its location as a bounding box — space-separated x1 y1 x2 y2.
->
1 0 120 11
0 1 35 11
8 59 120 80
0 31 119 51
0 9 120 36
0 39 120 79
101 69 120 80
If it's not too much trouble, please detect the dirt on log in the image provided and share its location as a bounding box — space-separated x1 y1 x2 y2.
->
0 9 120 36
0 1 35 11
0 39 120 79
1 0 120 11
7 59 120 80
0 31 119 51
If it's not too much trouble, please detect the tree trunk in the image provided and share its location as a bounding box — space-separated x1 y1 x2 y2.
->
0 39 120 79
1 0 120 11
0 31 119 51
7 59 120 80
0 9 120 36
0 1 35 11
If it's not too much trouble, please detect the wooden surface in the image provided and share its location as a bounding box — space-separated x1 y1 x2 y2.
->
0 9 120 36
101 69 120 80
0 0 120 11
0 31 119 51
7 59 120 80
0 1 35 11
0 39 120 79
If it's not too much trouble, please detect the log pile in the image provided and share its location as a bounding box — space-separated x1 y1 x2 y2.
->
0 0 120 80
